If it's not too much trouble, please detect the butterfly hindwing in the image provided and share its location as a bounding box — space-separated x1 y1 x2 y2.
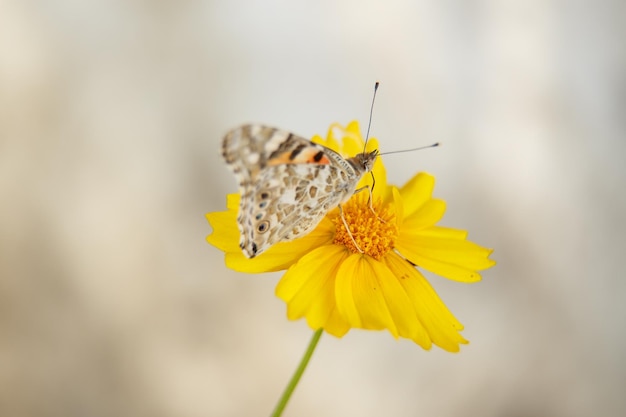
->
237 163 343 257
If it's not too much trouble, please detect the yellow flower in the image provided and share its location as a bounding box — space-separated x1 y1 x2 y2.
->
207 121 495 352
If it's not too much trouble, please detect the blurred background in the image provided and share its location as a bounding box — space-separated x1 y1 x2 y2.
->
1 1 624 416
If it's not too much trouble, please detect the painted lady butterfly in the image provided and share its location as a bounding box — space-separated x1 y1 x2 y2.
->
222 124 378 258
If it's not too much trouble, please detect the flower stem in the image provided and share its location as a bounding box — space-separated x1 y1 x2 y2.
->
270 328 323 417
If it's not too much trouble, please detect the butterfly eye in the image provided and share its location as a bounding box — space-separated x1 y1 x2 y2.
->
257 220 270 234
260 192 269 199
259 201 268 209
255 213 263 220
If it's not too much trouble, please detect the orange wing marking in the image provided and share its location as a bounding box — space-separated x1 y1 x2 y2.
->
267 148 330 166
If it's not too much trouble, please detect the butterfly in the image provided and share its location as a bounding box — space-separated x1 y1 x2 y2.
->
222 124 378 258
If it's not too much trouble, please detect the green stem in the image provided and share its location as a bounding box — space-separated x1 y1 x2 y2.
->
270 329 323 417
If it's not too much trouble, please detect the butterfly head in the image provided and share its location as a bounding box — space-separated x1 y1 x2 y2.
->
352 149 379 174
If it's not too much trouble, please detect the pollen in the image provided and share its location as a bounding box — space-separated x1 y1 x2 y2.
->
332 193 398 260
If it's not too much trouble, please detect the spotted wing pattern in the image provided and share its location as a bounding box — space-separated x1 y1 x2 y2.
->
222 124 377 258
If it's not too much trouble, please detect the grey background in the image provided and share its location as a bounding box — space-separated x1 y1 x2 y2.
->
1 1 624 416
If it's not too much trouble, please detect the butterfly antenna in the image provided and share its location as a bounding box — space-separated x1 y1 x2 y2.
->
363 81 379 151
379 142 440 156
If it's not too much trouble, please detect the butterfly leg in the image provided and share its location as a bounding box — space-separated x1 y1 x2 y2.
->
338 204 364 253
353 185 386 224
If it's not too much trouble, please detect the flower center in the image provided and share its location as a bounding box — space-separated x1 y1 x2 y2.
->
332 193 398 260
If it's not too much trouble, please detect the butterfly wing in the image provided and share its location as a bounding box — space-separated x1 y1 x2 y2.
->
223 124 334 187
238 162 354 258
223 125 361 258
222 125 343 258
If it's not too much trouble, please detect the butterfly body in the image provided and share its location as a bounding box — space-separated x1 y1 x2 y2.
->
222 124 377 258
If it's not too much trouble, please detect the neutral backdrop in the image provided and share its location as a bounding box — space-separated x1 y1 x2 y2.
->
1 1 624 416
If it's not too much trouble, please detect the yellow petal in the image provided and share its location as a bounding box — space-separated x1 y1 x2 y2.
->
334 255 418 339
399 173 435 216
313 133 340 153
323 124 342 150
207 194 336 273
345 120 363 138
416 225 469 240
385 252 468 352
396 227 495 283
276 245 350 337
390 186 404 228
227 217 336 273
401 198 446 230
206 200 240 253
226 193 240 210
